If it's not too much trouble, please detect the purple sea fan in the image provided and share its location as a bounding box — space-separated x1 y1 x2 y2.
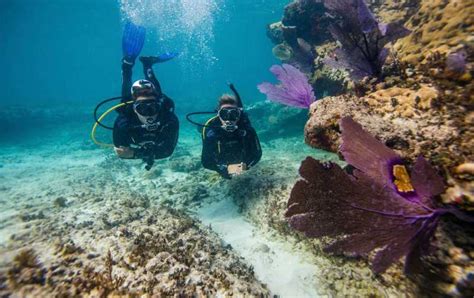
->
258 64 316 109
285 117 473 274
323 0 411 80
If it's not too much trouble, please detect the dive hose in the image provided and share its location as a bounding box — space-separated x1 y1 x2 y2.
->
185 111 217 128
91 100 133 147
94 96 123 130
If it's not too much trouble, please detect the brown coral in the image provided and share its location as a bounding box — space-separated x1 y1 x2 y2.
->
395 0 474 65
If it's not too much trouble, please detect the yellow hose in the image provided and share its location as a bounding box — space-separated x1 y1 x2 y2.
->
202 116 218 140
91 101 133 148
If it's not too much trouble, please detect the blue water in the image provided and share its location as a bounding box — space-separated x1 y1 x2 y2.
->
0 0 287 112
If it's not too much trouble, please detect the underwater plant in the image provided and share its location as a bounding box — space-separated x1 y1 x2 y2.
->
285 117 474 274
323 0 411 80
258 64 316 108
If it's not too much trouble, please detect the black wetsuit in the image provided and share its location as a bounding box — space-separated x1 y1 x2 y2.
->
113 60 179 159
201 115 262 178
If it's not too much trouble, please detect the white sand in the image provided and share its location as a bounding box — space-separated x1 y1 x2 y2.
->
198 198 321 297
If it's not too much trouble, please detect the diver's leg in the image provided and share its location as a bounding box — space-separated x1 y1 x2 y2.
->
140 59 163 95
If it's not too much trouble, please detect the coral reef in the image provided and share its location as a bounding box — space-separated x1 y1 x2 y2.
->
281 0 330 46
370 0 420 24
266 1 339 95
323 0 411 80
394 0 474 65
1 206 268 297
268 0 474 295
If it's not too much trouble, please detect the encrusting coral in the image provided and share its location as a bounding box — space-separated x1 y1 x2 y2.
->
394 0 474 65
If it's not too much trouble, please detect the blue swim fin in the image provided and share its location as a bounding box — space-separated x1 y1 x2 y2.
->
122 21 146 62
156 52 179 63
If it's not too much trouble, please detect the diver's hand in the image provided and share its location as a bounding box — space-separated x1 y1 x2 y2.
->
217 164 231 180
115 146 135 159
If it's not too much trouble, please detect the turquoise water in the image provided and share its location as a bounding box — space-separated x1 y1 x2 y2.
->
1 0 286 110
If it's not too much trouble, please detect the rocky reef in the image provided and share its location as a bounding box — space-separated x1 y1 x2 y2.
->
0 208 268 297
267 0 473 296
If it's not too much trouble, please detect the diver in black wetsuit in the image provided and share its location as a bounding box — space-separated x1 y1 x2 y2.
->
201 86 262 179
113 55 179 169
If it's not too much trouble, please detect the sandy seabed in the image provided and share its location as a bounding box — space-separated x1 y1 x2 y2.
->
0 121 412 297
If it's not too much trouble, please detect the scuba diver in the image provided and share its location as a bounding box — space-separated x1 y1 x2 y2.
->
193 84 262 179
113 22 179 170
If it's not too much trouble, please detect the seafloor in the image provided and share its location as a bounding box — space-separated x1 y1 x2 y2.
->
0 106 413 297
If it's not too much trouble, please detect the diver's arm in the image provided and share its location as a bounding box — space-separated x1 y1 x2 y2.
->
143 64 163 95
113 115 135 158
152 113 179 159
201 131 219 171
243 126 262 167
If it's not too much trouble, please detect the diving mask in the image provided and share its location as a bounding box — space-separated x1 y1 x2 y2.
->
218 107 242 122
133 99 161 117
218 107 242 132
133 99 162 131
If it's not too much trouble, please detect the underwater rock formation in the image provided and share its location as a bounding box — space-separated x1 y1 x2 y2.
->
287 1 473 295
266 0 331 74
281 0 331 46
0 207 269 297
305 0 473 207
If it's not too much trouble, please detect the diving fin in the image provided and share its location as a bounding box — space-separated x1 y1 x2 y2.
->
139 52 179 66
156 52 179 62
122 21 146 62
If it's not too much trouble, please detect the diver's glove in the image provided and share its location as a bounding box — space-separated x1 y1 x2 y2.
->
217 164 231 180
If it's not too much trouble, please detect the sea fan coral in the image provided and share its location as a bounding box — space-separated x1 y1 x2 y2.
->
323 0 411 80
285 117 473 274
258 64 316 108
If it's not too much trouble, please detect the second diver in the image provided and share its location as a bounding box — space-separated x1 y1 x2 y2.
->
200 85 262 179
